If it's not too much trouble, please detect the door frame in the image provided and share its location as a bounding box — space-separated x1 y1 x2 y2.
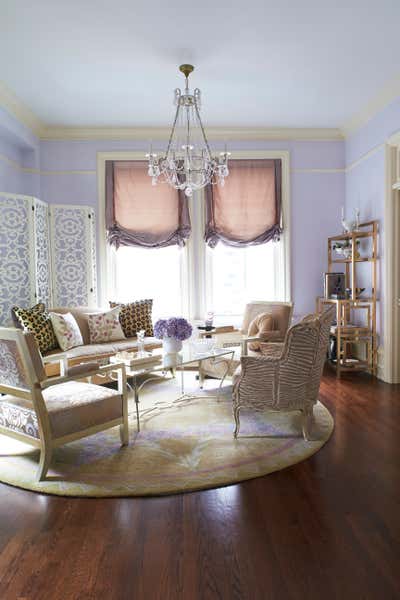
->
383 134 400 383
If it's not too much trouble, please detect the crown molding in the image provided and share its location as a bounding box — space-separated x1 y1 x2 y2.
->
3 74 399 142
341 74 400 137
0 80 43 138
39 125 343 142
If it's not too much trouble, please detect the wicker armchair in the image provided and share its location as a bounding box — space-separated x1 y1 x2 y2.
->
232 306 335 440
0 327 129 481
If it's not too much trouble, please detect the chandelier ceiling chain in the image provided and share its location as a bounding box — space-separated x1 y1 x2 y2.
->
146 64 230 197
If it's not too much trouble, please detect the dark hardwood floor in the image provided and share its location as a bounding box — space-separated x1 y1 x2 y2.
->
0 369 399 600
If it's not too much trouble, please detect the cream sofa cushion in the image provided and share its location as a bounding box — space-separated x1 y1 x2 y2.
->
44 336 161 360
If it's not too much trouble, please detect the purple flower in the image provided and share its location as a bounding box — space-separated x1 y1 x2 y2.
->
153 317 193 341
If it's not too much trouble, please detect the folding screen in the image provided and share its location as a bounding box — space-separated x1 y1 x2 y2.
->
0 193 97 325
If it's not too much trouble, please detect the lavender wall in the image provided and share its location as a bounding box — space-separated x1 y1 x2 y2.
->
39 137 345 315
0 107 40 196
344 95 400 342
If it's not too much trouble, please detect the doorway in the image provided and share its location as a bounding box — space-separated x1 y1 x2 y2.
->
384 140 400 383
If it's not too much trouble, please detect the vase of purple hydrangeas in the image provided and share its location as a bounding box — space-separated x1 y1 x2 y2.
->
154 317 193 353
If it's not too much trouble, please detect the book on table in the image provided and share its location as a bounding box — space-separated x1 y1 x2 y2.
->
109 351 162 368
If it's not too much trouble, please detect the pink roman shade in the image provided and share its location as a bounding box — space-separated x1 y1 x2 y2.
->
205 159 282 247
106 161 191 248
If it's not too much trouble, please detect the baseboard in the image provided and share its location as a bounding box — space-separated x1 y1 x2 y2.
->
376 345 400 383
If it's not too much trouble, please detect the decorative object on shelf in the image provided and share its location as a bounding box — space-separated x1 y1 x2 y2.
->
332 239 360 259
344 287 366 299
340 206 362 234
324 272 345 299
146 64 230 197
154 317 193 354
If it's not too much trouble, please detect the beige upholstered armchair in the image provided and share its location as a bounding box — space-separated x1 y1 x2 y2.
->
232 306 335 440
199 301 293 383
0 327 129 481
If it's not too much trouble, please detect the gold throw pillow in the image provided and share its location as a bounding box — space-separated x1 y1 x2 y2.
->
12 303 59 354
109 299 154 338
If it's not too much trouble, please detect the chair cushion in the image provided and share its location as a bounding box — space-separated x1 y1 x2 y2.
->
11 303 59 354
44 381 123 438
109 299 154 337
247 312 275 350
0 381 122 440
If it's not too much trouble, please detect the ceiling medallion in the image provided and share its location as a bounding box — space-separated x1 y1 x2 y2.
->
146 64 230 197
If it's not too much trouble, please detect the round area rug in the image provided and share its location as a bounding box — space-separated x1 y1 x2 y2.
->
0 375 333 497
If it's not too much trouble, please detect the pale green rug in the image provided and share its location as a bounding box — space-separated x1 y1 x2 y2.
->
0 375 334 497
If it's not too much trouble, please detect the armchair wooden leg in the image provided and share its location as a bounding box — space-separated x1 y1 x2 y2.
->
301 406 314 441
37 443 53 482
233 406 241 438
119 419 129 446
198 364 205 390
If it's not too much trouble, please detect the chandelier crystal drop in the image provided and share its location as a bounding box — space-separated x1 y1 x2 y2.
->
146 64 230 197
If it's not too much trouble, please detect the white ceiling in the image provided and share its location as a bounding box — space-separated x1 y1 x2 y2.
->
0 0 399 129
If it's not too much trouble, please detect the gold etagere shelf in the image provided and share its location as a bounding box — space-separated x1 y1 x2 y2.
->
317 220 378 378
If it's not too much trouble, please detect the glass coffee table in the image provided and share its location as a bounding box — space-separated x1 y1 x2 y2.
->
109 346 235 432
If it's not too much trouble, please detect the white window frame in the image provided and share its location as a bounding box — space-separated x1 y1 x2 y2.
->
97 151 191 315
198 150 291 320
97 149 291 320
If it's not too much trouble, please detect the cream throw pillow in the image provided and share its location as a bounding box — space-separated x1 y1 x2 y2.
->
87 306 126 343
49 312 84 351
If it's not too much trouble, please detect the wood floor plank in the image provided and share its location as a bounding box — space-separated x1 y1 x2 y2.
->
0 370 399 599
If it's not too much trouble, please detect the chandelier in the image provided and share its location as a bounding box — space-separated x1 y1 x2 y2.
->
146 64 230 197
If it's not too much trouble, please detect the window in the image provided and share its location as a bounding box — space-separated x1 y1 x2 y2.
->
100 152 290 323
205 242 281 322
113 245 186 320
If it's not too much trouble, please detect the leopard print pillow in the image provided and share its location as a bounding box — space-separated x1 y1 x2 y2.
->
12 303 59 354
109 299 153 338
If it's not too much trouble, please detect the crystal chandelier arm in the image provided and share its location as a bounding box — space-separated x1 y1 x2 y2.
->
165 98 181 157
194 102 212 160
